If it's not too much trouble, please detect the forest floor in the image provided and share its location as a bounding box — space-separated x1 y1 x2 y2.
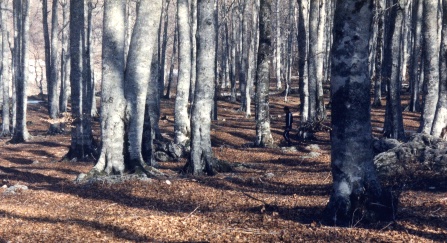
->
0 88 446 242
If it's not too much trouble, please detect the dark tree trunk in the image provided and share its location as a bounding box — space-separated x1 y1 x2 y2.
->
165 12 178 99
323 0 395 227
48 0 61 134
65 0 95 160
383 0 405 140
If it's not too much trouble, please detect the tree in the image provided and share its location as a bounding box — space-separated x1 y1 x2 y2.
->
65 0 95 159
11 0 31 143
124 0 162 167
254 0 274 148
432 0 447 137
323 0 395 226
174 0 192 145
419 0 440 134
1 0 11 136
59 0 70 114
93 0 127 174
183 0 218 175
382 0 405 140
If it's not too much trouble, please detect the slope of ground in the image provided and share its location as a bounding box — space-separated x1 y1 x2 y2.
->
0 92 446 242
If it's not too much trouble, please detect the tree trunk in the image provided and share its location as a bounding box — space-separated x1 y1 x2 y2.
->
432 0 447 138
419 0 440 134
275 0 281 90
307 0 326 122
1 1 11 136
372 0 384 107
86 0 97 118
408 0 422 112
383 0 405 140
48 0 61 133
59 0 69 113
65 0 95 159
93 0 127 175
255 0 274 148
158 0 171 98
323 0 395 226
183 0 218 176
174 0 192 145
124 0 162 167
165 15 178 99
297 0 309 123
11 0 31 143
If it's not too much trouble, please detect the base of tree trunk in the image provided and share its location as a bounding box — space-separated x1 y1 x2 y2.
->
10 133 32 144
76 163 165 184
47 123 63 135
321 187 398 227
182 158 233 176
62 144 98 162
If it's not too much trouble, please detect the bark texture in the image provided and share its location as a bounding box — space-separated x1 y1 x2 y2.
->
124 0 162 167
323 0 394 226
254 0 274 148
174 0 192 145
93 0 127 174
184 0 218 176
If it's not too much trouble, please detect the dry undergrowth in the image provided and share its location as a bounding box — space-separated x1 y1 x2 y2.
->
0 92 446 242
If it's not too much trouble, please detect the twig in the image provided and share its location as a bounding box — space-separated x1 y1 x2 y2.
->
185 206 199 219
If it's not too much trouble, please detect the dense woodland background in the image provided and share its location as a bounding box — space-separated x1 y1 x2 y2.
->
0 0 446 241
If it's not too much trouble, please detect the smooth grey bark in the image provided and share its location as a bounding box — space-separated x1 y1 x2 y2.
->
183 0 217 176
59 0 69 113
431 0 447 137
65 0 95 159
229 6 237 102
86 0 97 118
11 0 31 143
1 1 11 136
283 0 294 102
189 0 198 106
297 0 309 123
419 0 440 134
174 0 192 145
408 0 422 112
254 0 274 148
307 0 326 122
323 0 394 226
383 0 405 140
275 0 281 90
93 0 127 174
124 0 162 167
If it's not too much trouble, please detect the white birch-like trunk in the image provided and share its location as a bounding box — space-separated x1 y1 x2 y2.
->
174 0 192 145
